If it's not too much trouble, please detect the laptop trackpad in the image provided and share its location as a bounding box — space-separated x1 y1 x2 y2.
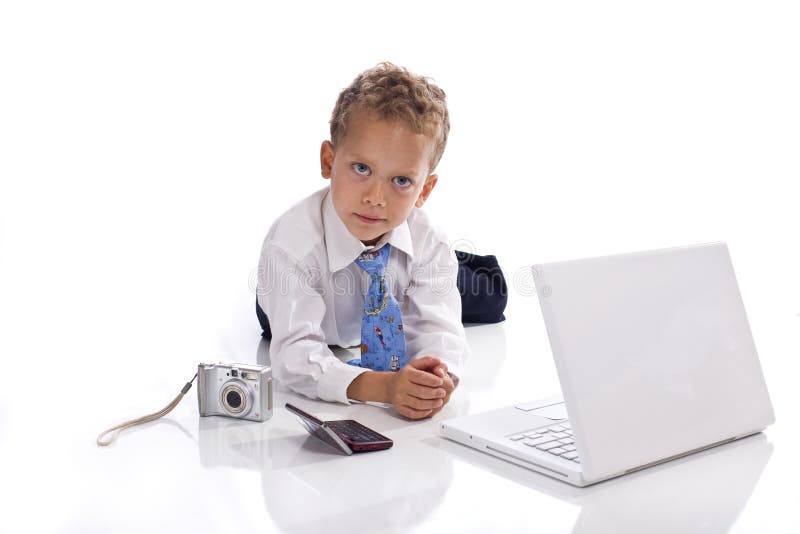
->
515 402 568 420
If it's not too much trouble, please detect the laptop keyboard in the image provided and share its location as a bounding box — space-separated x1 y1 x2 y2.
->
507 421 580 463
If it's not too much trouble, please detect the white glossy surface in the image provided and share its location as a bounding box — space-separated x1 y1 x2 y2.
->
1 293 798 533
2 2 799 532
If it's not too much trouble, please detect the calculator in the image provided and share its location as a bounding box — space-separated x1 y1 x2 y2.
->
285 403 394 455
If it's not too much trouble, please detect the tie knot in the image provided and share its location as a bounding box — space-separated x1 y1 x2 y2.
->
355 243 390 276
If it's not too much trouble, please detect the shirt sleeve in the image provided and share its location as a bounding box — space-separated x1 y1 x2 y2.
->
401 241 469 378
258 244 368 403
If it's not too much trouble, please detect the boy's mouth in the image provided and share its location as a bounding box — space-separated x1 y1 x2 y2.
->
355 213 385 224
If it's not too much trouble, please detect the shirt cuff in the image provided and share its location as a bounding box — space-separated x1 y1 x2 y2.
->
316 361 371 404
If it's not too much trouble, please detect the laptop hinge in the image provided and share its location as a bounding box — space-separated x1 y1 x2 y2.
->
623 434 748 476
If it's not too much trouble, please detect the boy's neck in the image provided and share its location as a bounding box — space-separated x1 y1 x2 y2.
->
361 233 386 248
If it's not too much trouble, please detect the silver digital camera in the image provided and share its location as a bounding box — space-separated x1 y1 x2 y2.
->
197 362 273 422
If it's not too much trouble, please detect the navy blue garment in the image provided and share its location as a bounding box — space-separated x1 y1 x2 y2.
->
455 250 507 324
255 296 272 339
256 250 507 339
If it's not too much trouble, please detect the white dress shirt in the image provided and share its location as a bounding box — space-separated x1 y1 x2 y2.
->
257 186 467 403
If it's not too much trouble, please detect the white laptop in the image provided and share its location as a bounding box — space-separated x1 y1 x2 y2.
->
440 242 775 487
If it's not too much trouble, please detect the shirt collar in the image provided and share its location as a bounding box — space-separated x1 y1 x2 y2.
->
322 188 414 272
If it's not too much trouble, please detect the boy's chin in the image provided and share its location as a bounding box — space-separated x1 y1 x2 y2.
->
348 227 386 246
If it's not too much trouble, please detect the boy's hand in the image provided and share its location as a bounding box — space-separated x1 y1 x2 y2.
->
418 359 455 418
429 363 455 418
386 356 449 420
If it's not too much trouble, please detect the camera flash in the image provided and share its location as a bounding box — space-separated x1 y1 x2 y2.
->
242 371 258 380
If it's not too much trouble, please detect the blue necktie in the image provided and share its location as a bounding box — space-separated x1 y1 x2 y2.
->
347 243 407 371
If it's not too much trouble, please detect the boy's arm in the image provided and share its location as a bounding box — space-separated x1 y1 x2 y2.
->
402 240 469 380
259 245 368 403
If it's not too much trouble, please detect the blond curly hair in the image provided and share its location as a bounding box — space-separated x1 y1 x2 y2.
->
329 62 450 171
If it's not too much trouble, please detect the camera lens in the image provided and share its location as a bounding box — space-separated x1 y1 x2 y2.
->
220 383 248 415
226 390 242 409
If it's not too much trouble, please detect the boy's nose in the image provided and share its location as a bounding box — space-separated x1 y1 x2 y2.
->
362 179 386 207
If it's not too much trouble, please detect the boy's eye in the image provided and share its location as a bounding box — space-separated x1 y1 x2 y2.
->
352 163 371 176
392 176 412 188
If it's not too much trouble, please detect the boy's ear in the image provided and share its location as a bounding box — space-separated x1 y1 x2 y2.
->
415 174 438 208
320 141 334 179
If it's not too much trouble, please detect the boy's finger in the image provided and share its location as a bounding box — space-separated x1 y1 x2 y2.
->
398 404 434 420
440 373 455 391
407 368 444 387
404 395 444 411
407 356 442 371
407 383 446 399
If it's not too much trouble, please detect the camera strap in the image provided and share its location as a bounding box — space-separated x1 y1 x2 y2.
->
96 373 198 446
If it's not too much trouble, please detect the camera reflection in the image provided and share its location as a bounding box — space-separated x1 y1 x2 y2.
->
189 336 457 534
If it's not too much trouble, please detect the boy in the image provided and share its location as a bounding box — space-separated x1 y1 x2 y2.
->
257 62 466 420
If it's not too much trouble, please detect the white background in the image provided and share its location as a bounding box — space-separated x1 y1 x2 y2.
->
1 2 798 533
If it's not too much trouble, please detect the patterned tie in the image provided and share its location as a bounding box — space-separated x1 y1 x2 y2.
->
347 243 407 371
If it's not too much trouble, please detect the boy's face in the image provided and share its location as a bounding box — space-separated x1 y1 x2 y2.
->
321 112 438 246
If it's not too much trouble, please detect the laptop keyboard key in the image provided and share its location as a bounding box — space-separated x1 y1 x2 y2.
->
507 419 582 461
526 435 558 446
